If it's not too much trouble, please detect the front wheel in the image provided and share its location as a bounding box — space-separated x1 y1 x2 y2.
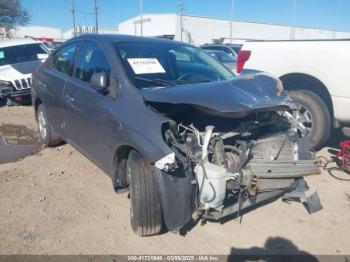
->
36 104 61 147
127 150 163 236
288 90 331 149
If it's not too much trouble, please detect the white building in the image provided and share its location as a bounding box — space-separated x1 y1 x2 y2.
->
118 13 350 45
10 26 63 40
7 25 118 41
63 26 118 39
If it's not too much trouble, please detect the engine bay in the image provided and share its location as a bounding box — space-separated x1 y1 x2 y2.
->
152 102 319 221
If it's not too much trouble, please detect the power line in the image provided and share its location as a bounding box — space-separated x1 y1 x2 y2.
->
76 10 95 15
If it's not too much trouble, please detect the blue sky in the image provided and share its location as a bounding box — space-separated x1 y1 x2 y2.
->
22 0 350 32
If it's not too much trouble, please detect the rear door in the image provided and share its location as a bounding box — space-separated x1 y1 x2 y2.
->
62 40 115 170
40 42 79 135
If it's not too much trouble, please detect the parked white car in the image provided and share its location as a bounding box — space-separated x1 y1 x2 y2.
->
0 38 49 103
238 39 350 148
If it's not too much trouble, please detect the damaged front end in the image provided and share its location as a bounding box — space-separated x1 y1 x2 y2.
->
160 108 319 223
143 75 321 230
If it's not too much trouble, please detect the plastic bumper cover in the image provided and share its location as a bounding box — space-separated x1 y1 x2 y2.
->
0 86 31 99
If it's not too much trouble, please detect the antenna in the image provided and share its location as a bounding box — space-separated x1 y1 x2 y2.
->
71 0 76 37
94 0 99 33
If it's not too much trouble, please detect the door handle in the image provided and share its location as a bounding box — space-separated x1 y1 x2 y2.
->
65 94 74 102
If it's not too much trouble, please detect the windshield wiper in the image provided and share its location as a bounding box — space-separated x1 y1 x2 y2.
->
134 76 175 87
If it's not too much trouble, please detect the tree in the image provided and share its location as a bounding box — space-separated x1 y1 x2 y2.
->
0 0 30 36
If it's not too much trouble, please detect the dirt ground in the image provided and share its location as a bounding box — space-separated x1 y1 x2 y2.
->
0 105 349 256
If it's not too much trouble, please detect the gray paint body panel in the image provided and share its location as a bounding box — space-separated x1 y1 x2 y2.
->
31 34 297 231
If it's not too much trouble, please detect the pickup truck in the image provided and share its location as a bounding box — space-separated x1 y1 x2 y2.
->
238 39 350 148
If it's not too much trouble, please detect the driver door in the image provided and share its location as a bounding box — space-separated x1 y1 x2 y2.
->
62 40 114 170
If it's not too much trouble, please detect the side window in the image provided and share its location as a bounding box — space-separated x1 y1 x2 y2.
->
52 43 78 75
211 46 221 51
74 41 111 87
221 47 234 56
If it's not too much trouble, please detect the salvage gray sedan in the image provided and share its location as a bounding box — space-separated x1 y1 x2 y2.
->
31 34 320 236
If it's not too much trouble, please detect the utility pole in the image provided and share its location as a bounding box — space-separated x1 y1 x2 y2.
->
94 0 99 33
179 2 184 42
71 0 76 37
333 0 343 39
290 0 297 40
230 0 234 43
140 0 143 36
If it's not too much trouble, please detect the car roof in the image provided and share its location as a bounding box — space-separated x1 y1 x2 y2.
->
205 50 227 54
225 44 242 47
0 38 40 48
201 44 228 47
72 34 184 45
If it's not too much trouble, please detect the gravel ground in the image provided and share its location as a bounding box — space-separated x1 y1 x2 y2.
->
0 105 349 256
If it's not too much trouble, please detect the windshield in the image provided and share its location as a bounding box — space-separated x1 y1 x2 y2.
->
0 43 49 66
115 42 235 89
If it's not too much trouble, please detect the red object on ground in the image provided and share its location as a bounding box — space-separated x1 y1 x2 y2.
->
337 140 350 173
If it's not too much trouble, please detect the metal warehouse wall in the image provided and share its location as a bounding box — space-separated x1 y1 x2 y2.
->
118 13 350 45
118 14 177 37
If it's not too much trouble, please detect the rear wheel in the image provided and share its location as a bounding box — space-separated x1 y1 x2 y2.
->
127 150 162 236
36 104 61 147
288 90 331 149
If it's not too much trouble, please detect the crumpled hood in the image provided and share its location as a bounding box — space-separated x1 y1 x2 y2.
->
0 60 43 81
141 73 293 118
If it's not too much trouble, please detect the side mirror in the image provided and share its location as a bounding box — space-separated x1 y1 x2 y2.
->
90 72 108 90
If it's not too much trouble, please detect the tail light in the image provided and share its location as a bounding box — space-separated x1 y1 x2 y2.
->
236 50 251 74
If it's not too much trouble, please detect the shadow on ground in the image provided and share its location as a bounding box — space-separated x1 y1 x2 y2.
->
0 98 6 108
326 128 349 149
229 237 318 262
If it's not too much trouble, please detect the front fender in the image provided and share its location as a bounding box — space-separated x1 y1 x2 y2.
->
154 168 195 231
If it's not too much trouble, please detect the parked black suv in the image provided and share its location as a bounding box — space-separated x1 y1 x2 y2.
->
201 44 242 57
32 34 319 236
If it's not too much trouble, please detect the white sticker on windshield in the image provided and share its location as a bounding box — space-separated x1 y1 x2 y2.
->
127 58 166 74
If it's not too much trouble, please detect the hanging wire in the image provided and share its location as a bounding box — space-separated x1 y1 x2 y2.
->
316 155 350 181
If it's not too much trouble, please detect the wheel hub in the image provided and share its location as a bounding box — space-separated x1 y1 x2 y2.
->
294 102 313 137
38 111 47 139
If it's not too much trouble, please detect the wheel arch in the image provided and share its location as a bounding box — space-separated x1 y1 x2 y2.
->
112 144 137 177
279 73 334 118
34 98 42 115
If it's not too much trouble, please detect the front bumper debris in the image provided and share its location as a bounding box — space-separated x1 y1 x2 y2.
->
203 160 321 221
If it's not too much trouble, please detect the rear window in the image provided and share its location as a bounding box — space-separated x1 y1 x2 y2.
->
0 43 49 66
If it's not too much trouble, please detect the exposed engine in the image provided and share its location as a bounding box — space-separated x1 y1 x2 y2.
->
156 103 319 220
